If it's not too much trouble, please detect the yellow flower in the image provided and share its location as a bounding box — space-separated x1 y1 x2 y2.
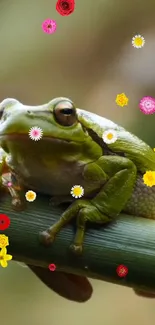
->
132 35 145 49
0 247 12 268
70 185 84 199
143 171 155 187
25 190 36 202
0 234 9 248
153 148 155 152
115 93 129 107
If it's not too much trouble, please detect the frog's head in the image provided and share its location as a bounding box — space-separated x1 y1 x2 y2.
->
0 97 100 159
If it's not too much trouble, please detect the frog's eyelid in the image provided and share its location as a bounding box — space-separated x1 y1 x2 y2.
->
0 102 18 110
0 98 19 109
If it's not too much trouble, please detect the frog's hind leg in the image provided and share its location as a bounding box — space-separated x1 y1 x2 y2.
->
40 155 137 254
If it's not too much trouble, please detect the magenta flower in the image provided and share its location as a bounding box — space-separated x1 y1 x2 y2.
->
28 126 43 141
139 96 155 115
42 19 57 34
48 263 56 271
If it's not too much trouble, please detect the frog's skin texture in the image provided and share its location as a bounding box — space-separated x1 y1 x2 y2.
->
0 97 155 255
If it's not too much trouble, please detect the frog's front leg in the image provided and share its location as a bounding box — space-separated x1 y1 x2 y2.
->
0 154 10 194
40 156 137 254
0 152 25 209
2 173 26 211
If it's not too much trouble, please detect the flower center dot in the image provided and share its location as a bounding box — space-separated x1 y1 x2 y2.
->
107 133 113 140
62 1 69 9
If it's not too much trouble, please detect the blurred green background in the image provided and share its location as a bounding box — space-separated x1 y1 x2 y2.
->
1 0 155 324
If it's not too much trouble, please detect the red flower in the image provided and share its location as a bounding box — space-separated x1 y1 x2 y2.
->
116 264 128 278
48 263 56 271
56 0 75 16
0 214 10 230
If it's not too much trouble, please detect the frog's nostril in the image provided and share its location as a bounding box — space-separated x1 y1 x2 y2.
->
27 111 34 116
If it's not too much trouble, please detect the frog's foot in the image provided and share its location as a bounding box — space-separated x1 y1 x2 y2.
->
69 244 83 255
39 230 55 246
49 195 73 207
11 197 26 211
1 173 26 210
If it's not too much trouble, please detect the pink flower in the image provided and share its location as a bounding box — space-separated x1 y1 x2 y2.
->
42 19 57 34
48 263 56 271
29 126 43 141
139 96 155 115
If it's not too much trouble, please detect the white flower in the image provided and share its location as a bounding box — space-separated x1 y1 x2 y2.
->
70 185 84 199
132 35 145 48
102 129 117 144
29 126 43 141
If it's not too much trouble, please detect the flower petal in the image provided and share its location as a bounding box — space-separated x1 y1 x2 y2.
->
1 247 7 255
5 254 12 261
1 259 8 268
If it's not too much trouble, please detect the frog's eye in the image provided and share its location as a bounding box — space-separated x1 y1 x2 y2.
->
0 98 19 120
54 101 77 126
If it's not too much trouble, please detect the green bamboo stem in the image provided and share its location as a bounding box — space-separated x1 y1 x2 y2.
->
1 192 155 292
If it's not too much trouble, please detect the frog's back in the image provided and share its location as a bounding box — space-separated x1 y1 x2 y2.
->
77 109 155 172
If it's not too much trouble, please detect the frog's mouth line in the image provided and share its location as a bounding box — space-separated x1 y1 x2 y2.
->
0 133 85 144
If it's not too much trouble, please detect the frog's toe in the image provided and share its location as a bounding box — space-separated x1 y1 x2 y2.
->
12 198 26 211
70 244 83 255
39 230 55 246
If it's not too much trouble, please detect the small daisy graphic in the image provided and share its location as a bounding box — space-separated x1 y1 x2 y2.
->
42 19 57 34
25 190 37 202
70 185 84 199
0 247 12 268
132 35 145 48
29 126 43 141
102 129 117 144
56 0 75 16
0 234 9 249
48 263 56 271
0 214 10 230
143 171 155 187
116 264 128 278
7 182 12 187
139 96 155 115
115 93 129 107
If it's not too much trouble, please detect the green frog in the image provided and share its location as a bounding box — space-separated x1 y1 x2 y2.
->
0 97 155 255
